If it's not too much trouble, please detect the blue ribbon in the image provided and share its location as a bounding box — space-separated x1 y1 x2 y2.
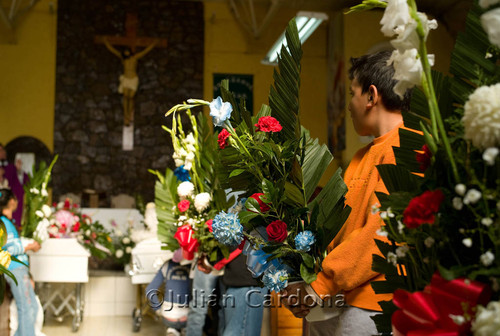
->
243 241 280 278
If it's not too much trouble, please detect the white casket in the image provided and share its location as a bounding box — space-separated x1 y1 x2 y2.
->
29 238 90 283
129 238 173 285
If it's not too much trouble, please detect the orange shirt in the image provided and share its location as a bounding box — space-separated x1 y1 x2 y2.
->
310 122 404 311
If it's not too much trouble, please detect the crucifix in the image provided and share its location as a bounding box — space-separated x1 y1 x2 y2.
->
95 13 167 150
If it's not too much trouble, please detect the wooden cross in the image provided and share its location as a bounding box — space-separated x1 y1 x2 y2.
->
95 13 167 150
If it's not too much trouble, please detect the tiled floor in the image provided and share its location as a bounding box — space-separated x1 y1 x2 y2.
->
42 315 166 336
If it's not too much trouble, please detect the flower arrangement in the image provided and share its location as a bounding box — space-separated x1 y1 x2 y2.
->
109 222 135 265
21 156 58 242
0 221 18 304
151 108 232 263
167 20 351 292
350 0 500 334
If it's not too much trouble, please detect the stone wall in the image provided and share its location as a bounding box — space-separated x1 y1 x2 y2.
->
53 1 203 205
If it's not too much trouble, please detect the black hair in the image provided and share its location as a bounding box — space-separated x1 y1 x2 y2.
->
0 188 16 211
349 50 412 112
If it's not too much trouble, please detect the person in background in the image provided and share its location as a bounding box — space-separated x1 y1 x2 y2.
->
282 51 413 335
1 145 29 227
1 188 41 336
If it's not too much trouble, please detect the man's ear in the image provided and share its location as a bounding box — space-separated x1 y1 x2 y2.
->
367 85 379 108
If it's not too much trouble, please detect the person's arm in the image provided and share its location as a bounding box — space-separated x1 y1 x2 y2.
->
134 39 159 59
103 37 122 59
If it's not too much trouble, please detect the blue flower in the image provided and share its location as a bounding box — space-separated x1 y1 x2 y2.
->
295 231 315 252
209 96 233 127
174 165 191 182
212 211 243 247
262 267 289 292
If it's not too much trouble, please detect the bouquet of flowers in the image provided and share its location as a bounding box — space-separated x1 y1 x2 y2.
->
0 221 18 304
167 20 351 292
109 222 135 265
349 1 500 334
152 109 232 262
21 156 58 242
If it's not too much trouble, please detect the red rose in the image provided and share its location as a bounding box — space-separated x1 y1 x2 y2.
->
72 222 80 232
266 220 288 242
249 193 270 213
255 116 282 133
416 144 432 172
64 199 71 209
206 219 213 233
178 200 191 213
403 190 445 228
218 129 231 149
91 232 97 240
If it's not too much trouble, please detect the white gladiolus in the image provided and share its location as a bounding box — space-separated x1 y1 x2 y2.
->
388 49 435 98
483 147 499 166
177 182 194 198
42 204 52 217
481 8 500 48
194 193 211 213
462 83 500 149
462 238 473 248
376 228 388 237
174 159 184 167
396 245 409 258
455 184 467 196
30 188 40 194
379 0 411 37
184 133 196 145
391 12 438 52
41 189 48 197
463 189 482 205
472 301 500 336
479 0 500 8
480 251 495 266
35 210 44 218
386 252 398 266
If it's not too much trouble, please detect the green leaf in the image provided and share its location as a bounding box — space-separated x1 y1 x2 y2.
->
301 253 314 268
300 263 317 284
229 169 246 178
376 164 422 193
245 197 262 213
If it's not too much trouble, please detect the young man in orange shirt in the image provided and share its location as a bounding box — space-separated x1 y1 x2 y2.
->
283 50 412 335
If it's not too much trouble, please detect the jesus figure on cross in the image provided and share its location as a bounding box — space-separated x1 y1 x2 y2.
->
102 37 159 126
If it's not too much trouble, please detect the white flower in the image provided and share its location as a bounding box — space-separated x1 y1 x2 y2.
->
424 236 435 248
85 230 91 236
480 251 495 266
397 220 405 234
376 228 388 237
485 52 493 59
174 158 184 167
122 237 130 245
386 252 398 266
194 193 211 213
462 238 473 248
396 245 409 258
184 161 192 171
388 49 435 98
41 189 48 197
35 210 44 218
380 0 411 38
115 229 123 237
482 8 500 49
455 184 467 196
115 250 124 258
462 83 500 149
479 0 500 8
452 197 464 210
125 247 132 254
177 181 194 198
449 314 466 326
41 204 52 217
184 133 196 145
463 189 482 205
483 147 499 166
481 217 493 227
49 225 59 235
371 203 381 214
185 152 195 162
30 188 40 194
472 301 500 336
380 211 388 220
391 12 438 52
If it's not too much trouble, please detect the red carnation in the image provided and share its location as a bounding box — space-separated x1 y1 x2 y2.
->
206 219 213 233
416 144 432 172
64 199 71 209
218 129 231 149
403 190 445 229
249 193 270 213
266 220 288 242
72 222 81 232
178 200 191 213
255 116 282 133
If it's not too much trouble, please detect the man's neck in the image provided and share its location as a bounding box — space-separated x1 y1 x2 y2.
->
1 210 11 219
372 112 403 138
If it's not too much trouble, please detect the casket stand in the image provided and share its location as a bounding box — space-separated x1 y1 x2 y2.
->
29 238 90 332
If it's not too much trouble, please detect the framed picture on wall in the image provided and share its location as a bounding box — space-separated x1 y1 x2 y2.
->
213 73 253 114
